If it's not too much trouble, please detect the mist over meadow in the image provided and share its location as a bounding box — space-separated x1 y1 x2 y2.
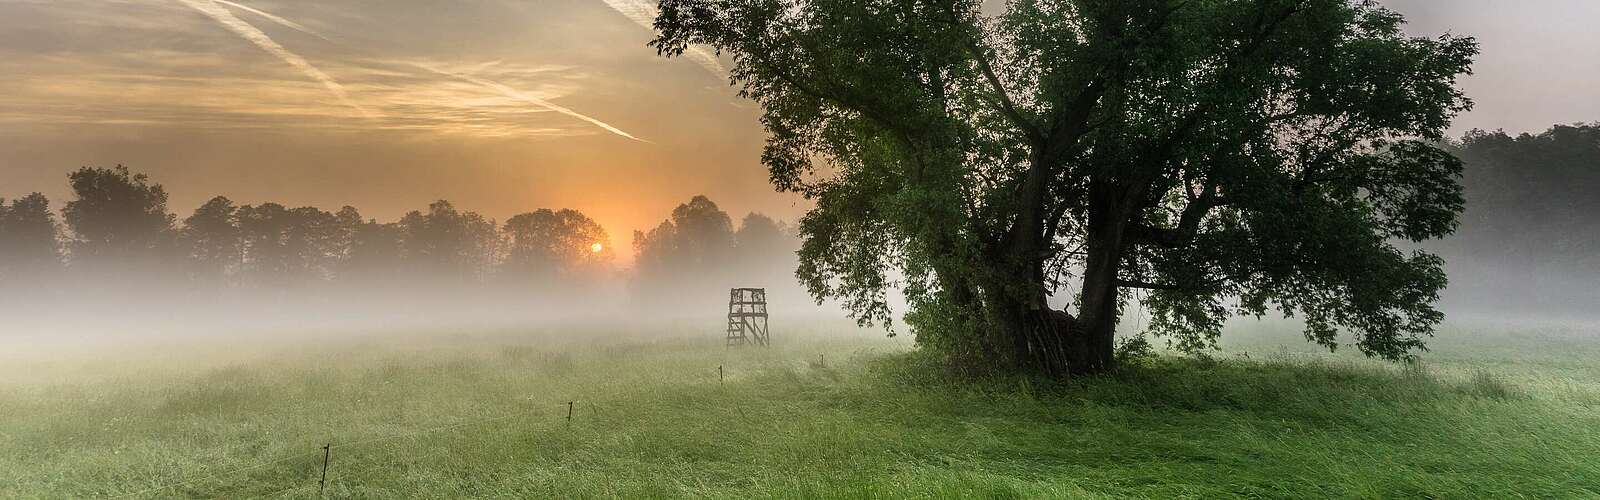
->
7 123 1599 340
0 166 832 341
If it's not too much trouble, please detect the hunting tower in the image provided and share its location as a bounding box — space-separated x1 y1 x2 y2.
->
726 287 770 346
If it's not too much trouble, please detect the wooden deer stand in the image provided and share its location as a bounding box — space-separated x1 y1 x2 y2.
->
726 288 770 346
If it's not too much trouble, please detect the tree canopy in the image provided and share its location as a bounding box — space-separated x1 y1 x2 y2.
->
502 208 614 284
0 193 63 281
62 165 176 271
654 0 1477 374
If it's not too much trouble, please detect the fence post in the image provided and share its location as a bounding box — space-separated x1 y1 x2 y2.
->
566 401 574 427
318 443 331 494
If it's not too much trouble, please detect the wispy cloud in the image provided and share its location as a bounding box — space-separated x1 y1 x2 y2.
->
184 1 643 141
414 63 647 143
211 0 329 41
596 0 726 78
175 0 371 117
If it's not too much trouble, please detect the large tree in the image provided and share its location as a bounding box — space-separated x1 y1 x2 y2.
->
654 0 1476 375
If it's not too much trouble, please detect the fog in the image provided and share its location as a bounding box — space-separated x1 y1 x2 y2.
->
7 123 1600 347
0 173 845 348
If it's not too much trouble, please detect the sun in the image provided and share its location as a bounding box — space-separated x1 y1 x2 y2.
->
590 242 604 253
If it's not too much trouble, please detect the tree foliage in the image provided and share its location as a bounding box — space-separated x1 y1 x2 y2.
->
0 193 64 281
654 0 1476 374
62 165 176 269
181 196 242 285
632 195 800 309
398 200 500 284
502 208 614 284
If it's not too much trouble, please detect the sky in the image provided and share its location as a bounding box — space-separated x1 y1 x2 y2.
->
1 0 1596 262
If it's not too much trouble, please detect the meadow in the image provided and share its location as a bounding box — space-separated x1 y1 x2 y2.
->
2 318 1598 498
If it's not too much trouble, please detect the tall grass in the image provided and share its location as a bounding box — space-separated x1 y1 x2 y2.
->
1 322 1596 498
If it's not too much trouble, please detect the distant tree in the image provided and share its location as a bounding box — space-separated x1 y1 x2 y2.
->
501 208 613 285
734 213 790 262
331 206 364 268
656 0 1476 374
633 195 736 288
181 196 242 285
61 165 177 271
1452 124 1600 260
340 217 406 285
724 212 807 303
669 195 736 268
398 200 498 284
1441 124 1600 311
237 203 340 286
632 220 682 285
0 193 64 281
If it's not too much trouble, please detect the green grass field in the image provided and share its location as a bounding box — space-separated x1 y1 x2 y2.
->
3 319 1598 498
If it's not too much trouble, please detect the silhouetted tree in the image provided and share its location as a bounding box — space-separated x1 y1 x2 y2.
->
0 193 64 281
734 213 790 262
633 195 736 288
181 196 242 285
237 203 340 286
501 208 613 285
730 212 800 288
1441 123 1600 312
61 165 177 272
340 217 405 285
656 0 1477 374
670 195 735 268
331 206 363 268
398 200 498 284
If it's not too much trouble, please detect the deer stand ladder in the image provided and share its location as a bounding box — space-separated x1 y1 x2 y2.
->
726 288 770 347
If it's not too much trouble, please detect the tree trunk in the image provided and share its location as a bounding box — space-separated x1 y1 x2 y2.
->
1074 181 1132 373
996 180 1127 376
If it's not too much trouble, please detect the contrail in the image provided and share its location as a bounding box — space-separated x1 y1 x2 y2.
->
176 0 372 117
212 0 329 41
596 0 726 78
416 64 648 143
179 0 639 139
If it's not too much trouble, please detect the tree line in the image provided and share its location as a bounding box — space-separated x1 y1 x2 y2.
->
0 165 797 297
1436 123 1600 314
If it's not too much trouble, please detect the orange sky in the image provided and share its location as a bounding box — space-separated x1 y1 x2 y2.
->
1 0 1596 263
0 0 808 264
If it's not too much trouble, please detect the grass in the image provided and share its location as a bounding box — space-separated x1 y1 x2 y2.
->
2 319 1598 498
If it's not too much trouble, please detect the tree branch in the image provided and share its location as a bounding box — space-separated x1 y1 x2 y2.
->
967 42 1044 145
1115 279 1184 290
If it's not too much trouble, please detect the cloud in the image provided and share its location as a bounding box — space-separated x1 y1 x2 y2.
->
413 63 648 143
595 0 726 78
175 0 371 118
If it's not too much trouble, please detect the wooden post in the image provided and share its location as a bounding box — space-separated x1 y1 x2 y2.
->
566 401 574 427
318 444 331 494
